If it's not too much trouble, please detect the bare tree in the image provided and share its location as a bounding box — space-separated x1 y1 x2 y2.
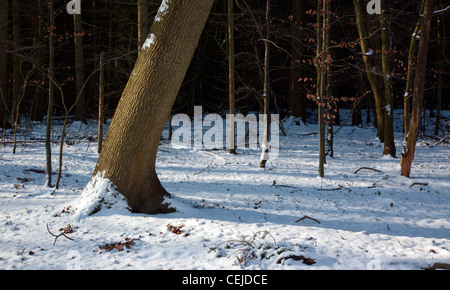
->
400 0 434 177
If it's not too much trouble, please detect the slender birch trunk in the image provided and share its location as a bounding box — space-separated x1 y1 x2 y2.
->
260 0 270 168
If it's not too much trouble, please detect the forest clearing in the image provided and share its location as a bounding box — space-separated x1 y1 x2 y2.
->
0 110 449 270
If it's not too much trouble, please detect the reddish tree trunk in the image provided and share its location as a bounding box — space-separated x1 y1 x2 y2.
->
400 0 434 177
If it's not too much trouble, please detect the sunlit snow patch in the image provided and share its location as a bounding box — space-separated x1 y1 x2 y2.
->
70 172 130 219
154 0 170 22
142 33 155 51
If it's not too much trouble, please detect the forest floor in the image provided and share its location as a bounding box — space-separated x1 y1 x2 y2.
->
0 109 449 270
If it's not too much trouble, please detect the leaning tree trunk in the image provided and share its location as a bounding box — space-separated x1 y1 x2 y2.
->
400 0 434 177
404 0 426 135
353 0 385 143
92 0 214 214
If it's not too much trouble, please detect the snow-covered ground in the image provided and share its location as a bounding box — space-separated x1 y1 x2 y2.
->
0 109 449 270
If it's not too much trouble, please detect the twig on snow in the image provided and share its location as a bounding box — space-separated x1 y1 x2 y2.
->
294 215 321 225
46 223 75 245
354 167 381 174
409 182 429 188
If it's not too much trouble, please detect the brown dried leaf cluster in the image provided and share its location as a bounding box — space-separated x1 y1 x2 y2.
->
167 224 185 235
98 237 135 253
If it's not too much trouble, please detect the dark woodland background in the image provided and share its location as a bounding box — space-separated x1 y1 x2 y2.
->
0 0 448 128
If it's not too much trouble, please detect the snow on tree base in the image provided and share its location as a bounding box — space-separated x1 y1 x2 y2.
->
69 172 131 219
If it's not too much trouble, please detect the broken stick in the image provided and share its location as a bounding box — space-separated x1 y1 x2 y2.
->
294 216 321 224
354 167 381 174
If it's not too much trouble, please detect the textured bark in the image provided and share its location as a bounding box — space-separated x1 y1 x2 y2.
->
93 0 214 214
400 0 434 177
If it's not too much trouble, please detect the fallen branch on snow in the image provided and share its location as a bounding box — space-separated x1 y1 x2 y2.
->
354 167 381 174
47 223 75 245
294 215 321 225
409 182 429 188
317 186 344 191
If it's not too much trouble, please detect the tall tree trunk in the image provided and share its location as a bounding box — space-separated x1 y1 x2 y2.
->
31 0 46 122
92 0 214 214
46 0 55 187
228 0 236 154
0 0 8 128
400 0 434 177
353 0 385 143
138 0 148 56
12 0 21 120
259 0 270 168
323 0 333 159
380 0 396 157
288 0 306 123
317 0 326 178
98 51 105 154
74 9 86 123
404 0 426 135
435 8 444 136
